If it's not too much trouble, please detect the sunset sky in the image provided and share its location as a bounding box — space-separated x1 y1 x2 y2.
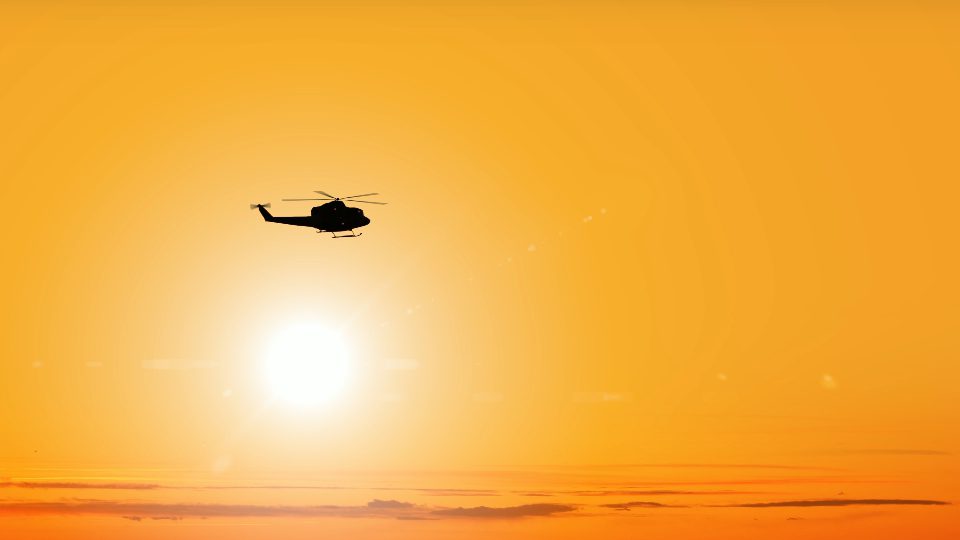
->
1 2 958 538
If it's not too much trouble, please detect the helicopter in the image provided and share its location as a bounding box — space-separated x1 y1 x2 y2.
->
251 191 386 238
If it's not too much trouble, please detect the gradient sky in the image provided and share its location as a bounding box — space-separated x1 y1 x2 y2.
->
1 2 958 539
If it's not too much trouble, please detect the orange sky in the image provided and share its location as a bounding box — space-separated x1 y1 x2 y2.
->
1 2 958 538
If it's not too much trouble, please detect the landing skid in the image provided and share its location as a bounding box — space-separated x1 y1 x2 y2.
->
327 231 362 238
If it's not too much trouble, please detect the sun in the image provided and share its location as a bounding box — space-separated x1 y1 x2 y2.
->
262 322 350 408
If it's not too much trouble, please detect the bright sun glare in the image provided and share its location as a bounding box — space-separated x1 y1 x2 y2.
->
263 322 350 408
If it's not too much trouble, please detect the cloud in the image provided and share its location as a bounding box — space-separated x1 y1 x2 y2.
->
431 503 576 518
0 481 160 490
0 499 579 521
123 515 181 521
195 485 498 496
413 488 500 497
367 499 415 509
720 499 950 508
0 500 418 519
600 501 684 510
0 481 499 497
569 489 762 497
2 495 948 522
605 476 886 486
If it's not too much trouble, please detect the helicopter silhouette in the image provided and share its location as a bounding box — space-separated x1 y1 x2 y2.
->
251 191 385 238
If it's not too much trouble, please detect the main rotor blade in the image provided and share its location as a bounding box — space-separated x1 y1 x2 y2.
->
282 198 334 201
314 191 337 198
343 192 379 199
350 200 387 205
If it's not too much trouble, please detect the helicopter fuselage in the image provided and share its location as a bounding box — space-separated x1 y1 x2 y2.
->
256 200 370 234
